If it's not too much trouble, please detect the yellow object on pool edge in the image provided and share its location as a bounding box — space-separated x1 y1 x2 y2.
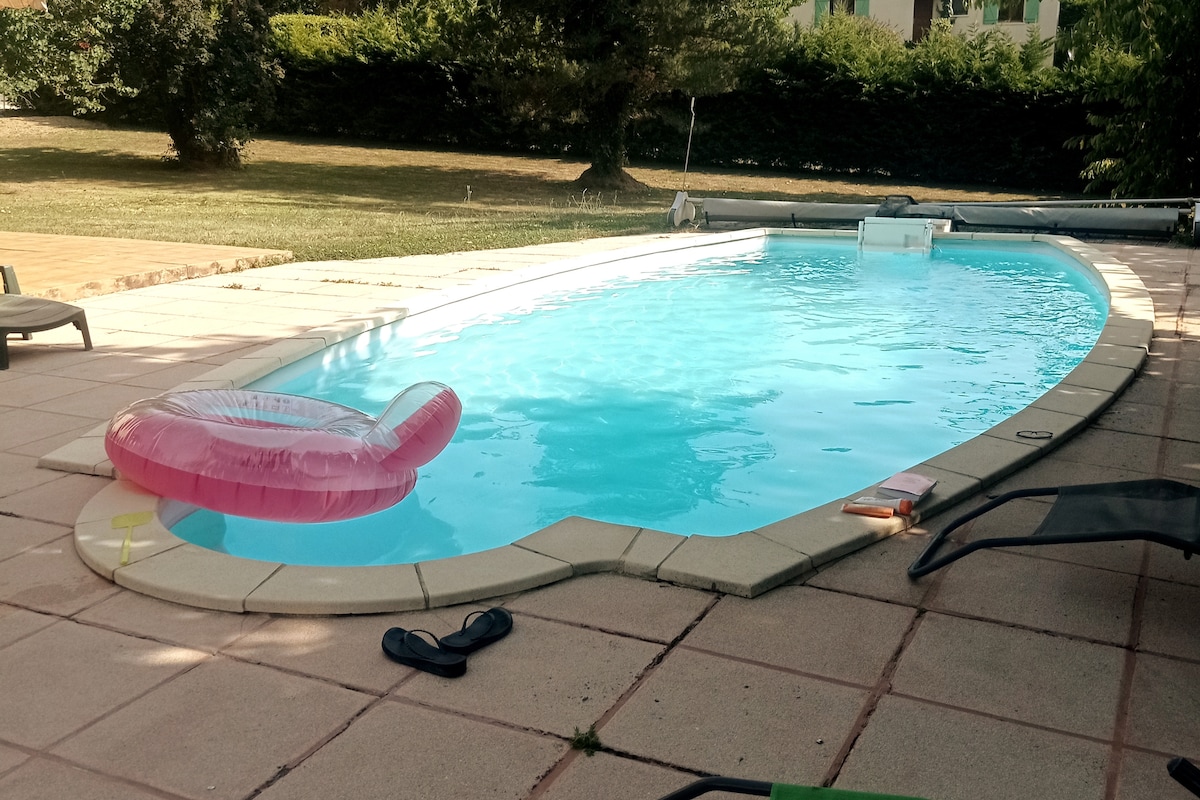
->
111 511 154 566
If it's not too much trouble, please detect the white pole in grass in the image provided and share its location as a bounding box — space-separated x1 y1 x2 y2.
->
682 96 696 190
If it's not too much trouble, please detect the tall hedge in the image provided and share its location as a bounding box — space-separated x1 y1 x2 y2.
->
265 11 1096 191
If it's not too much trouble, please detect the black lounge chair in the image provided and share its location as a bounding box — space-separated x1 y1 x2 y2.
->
908 478 1200 579
0 293 93 370
657 776 924 799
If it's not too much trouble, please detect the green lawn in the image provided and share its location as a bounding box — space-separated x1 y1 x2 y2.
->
0 115 1047 262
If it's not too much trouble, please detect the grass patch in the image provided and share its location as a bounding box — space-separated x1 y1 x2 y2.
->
0 115 1050 262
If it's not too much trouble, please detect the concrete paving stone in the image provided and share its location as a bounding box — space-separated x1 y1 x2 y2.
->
619 527 686 579
6 421 101 459
1045 427 1162 473
506 572 714 644
1161 439 1200 484
806 532 931 607
891 612 1125 738
0 408 98 450
656 532 812 597
536 751 718 800
256 700 565 800
74 590 271 654
224 606 476 694
835 695 1109 800
1147 546 1200 586
0 742 28 776
114 544 281 613
419 545 574 607
0 513 69 560
683 585 915 686
1117 749 1200 800
1166 405 1200 444
1139 579 1200 661
0 604 56 649
986 458 1148 496
929 550 1137 644
0 758 165 800
243 562 427 615
0 472 112 526
1118 374 1172 407
394 613 664 737
0 533 120 614
516 516 641 574
1092 398 1169 437
0 453 61 498
1126 653 1200 758
923 435 1041 486
52 657 372 800
0 372 108 409
601 648 867 784
0 619 205 749
1169 382 1200 412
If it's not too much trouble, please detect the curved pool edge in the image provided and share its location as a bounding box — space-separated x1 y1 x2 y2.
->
67 231 1154 614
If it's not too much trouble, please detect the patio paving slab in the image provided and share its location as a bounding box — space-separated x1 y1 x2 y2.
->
393 613 664 737
0 513 68 559
0 534 121 615
805 531 932 607
535 751 701 800
1117 749 1200 800
51 657 372 800
836 695 1109 800
599 648 868 784
255 700 565 800
928 549 1138 644
0 605 56 648
1139 579 1200 661
682 585 915 686
0 758 165 800
223 606 480 694
505 572 715 644
890 612 1125 738
73 590 271 654
0 620 205 749
1125 653 1200 758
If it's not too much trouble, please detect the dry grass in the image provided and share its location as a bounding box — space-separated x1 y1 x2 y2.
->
0 114 1051 261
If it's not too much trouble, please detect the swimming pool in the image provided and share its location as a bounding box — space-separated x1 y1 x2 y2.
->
170 234 1106 566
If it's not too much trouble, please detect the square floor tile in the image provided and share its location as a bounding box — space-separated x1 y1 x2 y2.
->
74 590 271 654
506 573 714 643
836 695 1108 800
0 620 205 748
1125 653 1200 757
601 648 868 784
1139 579 1200 661
929 550 1138 644
0 758 164 800
0 514 69 561
891 613 1125 738
394 614 663 737
52 657 372 800
0 534 120 615
0 604 56 649
536 751 702 800
1117 749 1200 800
683 585 915 686
257 700 563 800
806 532 931 607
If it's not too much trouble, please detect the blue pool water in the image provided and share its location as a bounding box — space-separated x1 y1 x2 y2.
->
173 236 1107 565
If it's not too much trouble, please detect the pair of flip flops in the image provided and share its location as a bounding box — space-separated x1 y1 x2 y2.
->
381 606 513 678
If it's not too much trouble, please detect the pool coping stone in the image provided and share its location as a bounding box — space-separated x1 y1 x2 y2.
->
60 229 1154 613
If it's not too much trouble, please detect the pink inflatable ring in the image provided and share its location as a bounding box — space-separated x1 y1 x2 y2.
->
104 383 462 523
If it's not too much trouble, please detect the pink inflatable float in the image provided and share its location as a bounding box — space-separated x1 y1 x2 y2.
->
104 383 462 523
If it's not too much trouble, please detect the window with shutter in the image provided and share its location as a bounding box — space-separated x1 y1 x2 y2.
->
983 1 999 24
1024 0 1040 23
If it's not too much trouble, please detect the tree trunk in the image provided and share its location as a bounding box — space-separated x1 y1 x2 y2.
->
575 81 649 192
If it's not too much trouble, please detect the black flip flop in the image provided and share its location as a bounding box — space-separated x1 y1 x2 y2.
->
381 627 467 678
438 607 514 655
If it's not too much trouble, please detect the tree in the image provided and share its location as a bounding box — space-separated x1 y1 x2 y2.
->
116 0 281 168
480 0 792 191
0 0 138 114
1067 0 1200 196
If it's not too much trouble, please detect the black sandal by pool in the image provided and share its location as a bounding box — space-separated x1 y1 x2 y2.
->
439 607 514 655
381 627 467 678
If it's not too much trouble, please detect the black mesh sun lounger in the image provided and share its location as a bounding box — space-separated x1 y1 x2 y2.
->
0 294 93 369
657 777 925 800
908 478 1200 579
